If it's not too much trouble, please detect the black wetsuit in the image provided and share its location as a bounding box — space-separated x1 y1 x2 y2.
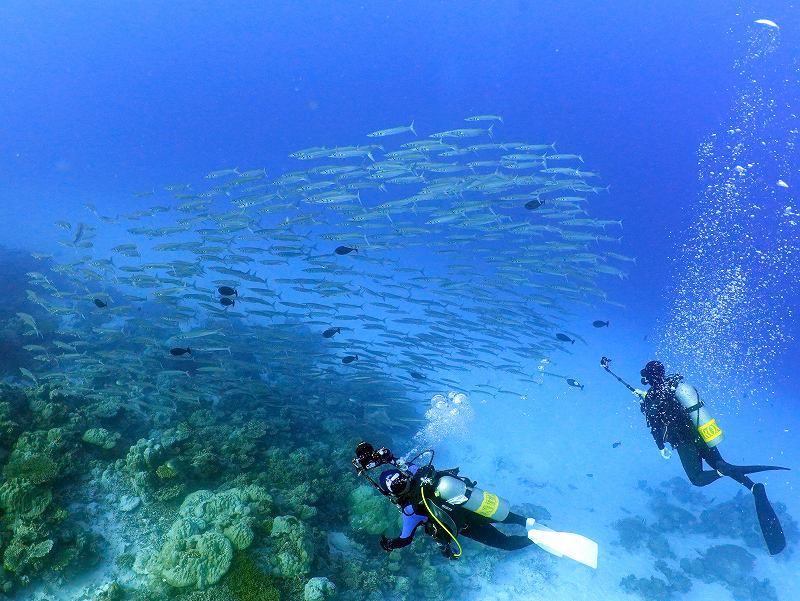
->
452 507 532 551
382 466 533 554
642 376 753 490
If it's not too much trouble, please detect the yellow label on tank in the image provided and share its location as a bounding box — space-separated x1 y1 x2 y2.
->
698 419 723 443
476 491 500 518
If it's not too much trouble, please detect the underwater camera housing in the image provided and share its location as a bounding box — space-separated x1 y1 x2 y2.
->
352 442 395 473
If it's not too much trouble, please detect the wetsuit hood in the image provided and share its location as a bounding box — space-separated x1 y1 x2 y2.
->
641 360 666 385
380 469 412 496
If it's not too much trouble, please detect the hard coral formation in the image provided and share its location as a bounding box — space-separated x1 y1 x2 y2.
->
612 516 674 559
83 427 121 449
680 544 778 601
0 385 102 594
157 531 233 589
263 515 314 582
348 485 400 536
619 559 692 601
149 486 272 590
304 576 336 601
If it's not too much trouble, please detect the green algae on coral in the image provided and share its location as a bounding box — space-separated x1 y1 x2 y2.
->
226 553 281 601
0 478 52 519
155 461 179 479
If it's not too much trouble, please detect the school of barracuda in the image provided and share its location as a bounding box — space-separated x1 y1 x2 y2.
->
19 117 629 429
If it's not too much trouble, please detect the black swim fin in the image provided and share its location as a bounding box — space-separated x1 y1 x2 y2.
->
717 460 790 477
752 483 785 555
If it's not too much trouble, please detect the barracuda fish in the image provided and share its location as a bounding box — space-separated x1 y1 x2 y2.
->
206 168 239 179
19 367 38 384
15 114 627 442
17 312 41 338
367 121 416 138
546 153 584 162
430 125 493 140
464 114 503 123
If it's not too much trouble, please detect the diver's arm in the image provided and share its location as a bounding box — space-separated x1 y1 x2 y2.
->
380 534 413 551
642 397 666 450
650 424 666 450
380 510 427 552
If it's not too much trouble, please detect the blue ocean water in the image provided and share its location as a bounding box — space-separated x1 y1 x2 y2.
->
0 2 798 600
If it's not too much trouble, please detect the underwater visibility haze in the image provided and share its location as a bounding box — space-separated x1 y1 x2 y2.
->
0 2 798 600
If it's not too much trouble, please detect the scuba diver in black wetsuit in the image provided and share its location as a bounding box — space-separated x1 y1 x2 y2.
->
602 357 789 555
352 442 598 567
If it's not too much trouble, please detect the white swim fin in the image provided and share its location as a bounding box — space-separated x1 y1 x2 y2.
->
527 524 598 569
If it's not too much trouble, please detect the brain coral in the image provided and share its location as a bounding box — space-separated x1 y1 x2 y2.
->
156 530 233 589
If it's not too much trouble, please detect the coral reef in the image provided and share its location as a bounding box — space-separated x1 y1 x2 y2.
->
347 485 400 536
83 427 121 449
698 491 799 557
0 384 104 595
225 552 281 601
156 530 233 589
260 515 314 583
620 558 692 601
144 486 273 590
303 576 336 601
681 544 778 601
612 516 675 559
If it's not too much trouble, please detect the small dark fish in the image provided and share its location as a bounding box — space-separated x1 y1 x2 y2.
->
220 297 235 307
218 286 238 296
170 347 191 356
586 473 594 478
556 333 574 344
593 320 609 328
524 199 544 210
566 378 584 390
335 246 357 256
410 371 426 380
93 298 107 308
322 327 341 338
612 441 622 448
342 354 358 364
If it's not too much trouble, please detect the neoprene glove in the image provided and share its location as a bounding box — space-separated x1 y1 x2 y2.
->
379 535 392 552
441 545 458 560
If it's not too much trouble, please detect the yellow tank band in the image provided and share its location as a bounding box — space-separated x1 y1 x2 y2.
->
475 491 500 518
698 419 723 443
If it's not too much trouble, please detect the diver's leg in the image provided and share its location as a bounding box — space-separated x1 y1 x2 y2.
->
501 512 527 527
677 442 721 487
702 446 754 489
462 519 533 551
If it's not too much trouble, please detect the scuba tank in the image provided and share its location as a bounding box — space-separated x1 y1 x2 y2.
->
434 474 510 521
673 380 724 447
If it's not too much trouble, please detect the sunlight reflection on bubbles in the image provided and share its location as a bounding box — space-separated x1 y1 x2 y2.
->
407 391 475 456
658 23 799 406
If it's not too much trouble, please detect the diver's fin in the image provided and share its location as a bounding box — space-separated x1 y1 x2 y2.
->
717 459 790 476
752 483 785 555
718 463 790 476
527 524 598 569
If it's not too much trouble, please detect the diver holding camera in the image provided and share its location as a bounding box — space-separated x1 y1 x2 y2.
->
352 441 598 567
600 356 789 555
